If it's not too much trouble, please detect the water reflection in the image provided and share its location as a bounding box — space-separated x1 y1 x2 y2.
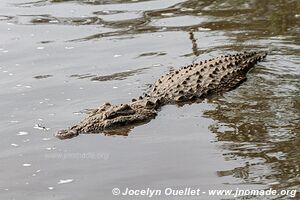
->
14 0 152 7
203 67 299 194
33 75 53 79
50 0 152 5
70 67 149 81
8 0 298 45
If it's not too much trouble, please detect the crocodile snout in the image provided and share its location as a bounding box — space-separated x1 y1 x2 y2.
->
55 129 79 139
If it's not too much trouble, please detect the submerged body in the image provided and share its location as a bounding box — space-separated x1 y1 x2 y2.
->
56 51 267 139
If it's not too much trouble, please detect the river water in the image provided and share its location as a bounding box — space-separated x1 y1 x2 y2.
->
0 0 299 199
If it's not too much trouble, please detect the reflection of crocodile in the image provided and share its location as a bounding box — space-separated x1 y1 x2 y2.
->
55 51 267 139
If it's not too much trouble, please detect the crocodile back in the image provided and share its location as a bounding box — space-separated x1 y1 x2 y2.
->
146 51 267 104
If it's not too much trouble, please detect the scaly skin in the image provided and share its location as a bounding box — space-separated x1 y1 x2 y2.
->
55 51 267 139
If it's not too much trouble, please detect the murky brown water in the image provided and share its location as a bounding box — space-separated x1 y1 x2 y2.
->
0 0 299 199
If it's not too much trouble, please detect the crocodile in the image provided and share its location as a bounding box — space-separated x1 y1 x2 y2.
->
55 51 267 139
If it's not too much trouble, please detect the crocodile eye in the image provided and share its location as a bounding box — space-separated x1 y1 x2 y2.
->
145 100 155 107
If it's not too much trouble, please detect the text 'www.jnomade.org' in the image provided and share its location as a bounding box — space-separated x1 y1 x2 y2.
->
111 187 297 198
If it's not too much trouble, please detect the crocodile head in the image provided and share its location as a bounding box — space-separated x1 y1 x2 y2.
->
55 101 157 139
